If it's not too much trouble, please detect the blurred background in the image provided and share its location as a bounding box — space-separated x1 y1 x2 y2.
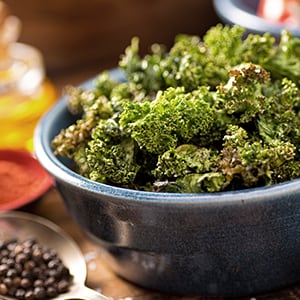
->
5 0 221 88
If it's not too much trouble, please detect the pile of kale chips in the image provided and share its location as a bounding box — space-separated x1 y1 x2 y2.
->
52 24 300 193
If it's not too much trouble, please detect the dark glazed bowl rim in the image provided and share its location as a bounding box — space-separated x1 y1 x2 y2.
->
213 0 300 37
34 69 300 206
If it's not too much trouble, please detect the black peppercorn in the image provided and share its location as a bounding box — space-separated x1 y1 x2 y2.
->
15 288 26 299
0 238 73 299
45 286 58 298
0 264 8 275
24 290 35 300
0 283 8 295
20 278 32 289
33 286 46 299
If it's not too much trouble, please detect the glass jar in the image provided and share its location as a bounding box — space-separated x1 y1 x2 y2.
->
0 6 57 151
0 43 56 151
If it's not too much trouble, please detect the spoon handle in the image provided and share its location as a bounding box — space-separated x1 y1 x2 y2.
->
58 285 112 300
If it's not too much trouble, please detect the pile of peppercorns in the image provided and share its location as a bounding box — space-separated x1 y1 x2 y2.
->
0 238 73 299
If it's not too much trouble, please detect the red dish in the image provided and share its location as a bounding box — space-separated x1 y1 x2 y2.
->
0 149 53 211
258 0 300 27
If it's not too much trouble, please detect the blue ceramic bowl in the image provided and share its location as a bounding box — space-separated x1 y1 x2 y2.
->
34 69 300 297
213 0 300 37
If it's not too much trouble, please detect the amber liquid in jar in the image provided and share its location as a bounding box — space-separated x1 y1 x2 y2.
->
0 43 57 151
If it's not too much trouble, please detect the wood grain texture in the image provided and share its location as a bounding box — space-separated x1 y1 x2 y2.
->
5 0 220 75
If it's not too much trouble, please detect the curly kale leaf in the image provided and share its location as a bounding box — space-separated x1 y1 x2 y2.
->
160 34 226 90
219 125 297 188
272 160 300 183
262 30 300 84
240 140 296 187
119 86 215 154
257 78 300 145
119 37 166 93
204 24 300 85
239 32 277 66
153 144 219 179
52 94 113 158
66 72 118 115
154 172 226 193
86 119 140 185
203 24 245 65
93 71 120 97
52 73 120 162
217 63 270 123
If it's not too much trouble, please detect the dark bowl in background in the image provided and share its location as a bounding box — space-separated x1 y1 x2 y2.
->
213 0 300 37
34 69 300 297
